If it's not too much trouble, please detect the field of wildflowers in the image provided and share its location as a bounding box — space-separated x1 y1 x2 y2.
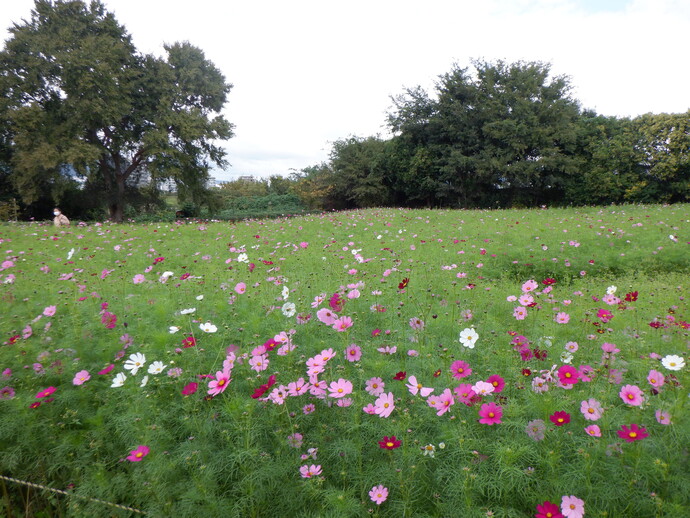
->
1 205 689 517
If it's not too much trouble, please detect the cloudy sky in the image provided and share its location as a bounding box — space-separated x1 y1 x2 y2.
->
2 0 689 181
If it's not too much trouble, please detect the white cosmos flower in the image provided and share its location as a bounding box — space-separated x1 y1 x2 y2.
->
196 295 204 301
148 361 167 375
111 372 127 388
459 328 479 348
180 308 196 315
140 375 149 387
199 322 217 333
159 271 174 283
282 286 290 300
661 354 685 371
169 326 180 334
123 352 146 375
282 302 296 318
560 351 574 364
237 253 249 263
67 248 75 260
606 285 617 295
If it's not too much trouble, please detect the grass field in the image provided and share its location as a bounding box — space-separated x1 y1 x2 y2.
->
1 205 689 517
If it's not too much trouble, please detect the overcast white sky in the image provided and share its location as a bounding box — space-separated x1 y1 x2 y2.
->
2 0 689 181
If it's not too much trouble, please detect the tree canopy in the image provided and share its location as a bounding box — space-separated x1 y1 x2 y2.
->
0 0 233 221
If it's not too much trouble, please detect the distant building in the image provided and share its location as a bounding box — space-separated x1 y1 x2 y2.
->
238 175 256 182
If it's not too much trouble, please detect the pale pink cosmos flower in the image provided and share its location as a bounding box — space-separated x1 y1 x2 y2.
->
362 403 377 414
561 495 585 518
299 464 322 478
655 410 671 425
565 341 579 352
43 306 56 317
365 377 385 396
287 378 311 397
374 392 395 418
409 317 425 330
555 312 570 324
72 370 90 386
580 398 603 421
521 279 538 292
316 348 336 364
406 375 434 397
249 354 269 373
369 485 388 505
132 274 145 284
519 294 534 306
513 306 527 320
377 345 397 355
471 380 495 395
619 384 644 406
316 308 337 325
328 378 353 398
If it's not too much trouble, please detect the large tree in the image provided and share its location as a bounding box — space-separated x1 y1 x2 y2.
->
0 0 233 221
388 60 582 207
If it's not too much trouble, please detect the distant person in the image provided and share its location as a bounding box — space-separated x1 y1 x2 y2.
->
53 207 70 227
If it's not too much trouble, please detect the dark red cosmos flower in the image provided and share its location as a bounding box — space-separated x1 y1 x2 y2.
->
549 411 571 426
433 369 442 378
542 278 556 286
398 278 409 290
522 368 532 377
153 257 165 264
182 336 196 348
378 436 401 450
180 273 191 280
649 321 663 329
29 401 41 409
625 291 638 302
251 374 277 399
7 334 20 345
393 371 407 381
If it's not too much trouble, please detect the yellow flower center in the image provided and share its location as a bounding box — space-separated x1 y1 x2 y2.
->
558 418 564 423
488 412 494 418
386 442 394 448
338 388 343 393
218 379 226 386
135 452 143 458
588 408 594 413
630 432 637 438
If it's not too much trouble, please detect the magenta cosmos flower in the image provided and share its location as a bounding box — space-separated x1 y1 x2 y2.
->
450 360 472 379
369 485 389 505
619 384 644 406
486 374 505 393
557 365 579 386
478 402 503 425
36 386 56 398
207 368 231 396
617 423 649 442
550 411 570 426
535 500 563 518
181 382 198 396
126 445 150 462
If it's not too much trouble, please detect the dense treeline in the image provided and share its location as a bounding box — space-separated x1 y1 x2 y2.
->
1 3 688 221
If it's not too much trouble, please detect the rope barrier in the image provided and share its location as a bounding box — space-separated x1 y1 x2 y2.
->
0 474 146 515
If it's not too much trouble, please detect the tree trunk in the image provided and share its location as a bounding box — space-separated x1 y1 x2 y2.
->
108 174 126 223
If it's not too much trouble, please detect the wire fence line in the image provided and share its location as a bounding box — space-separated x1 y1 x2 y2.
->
0 474 146 515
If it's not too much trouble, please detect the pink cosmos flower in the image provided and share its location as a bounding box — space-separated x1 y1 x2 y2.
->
453 383 476 406
363 403 377 414
98 364 115 375
584 424 601 437
328 378 353 398
519 293 534 306
406 375 434 397
369 485 389 505
287 378 310 397
43 306 56 317
345 344 362 362
299 464 322 478
234 282 246 294
555 312 570 324
434 388 455 416
557 365 580 386
332 316 353 332
521 279 538 292
561 495 585 518
303 404 316 415
126 445 150 462
374 392 395 418
207 368 231 396
655 409 671 425
365 377 385 396
450 360 472 379
478 402 503 425
471 380 495 395
619 384 644 406
513 306 527 320
647 369 665 388
316 348 336 364
132 274 145 284
249 354 269 373
580 398 603 421
72 370 90 386
597 309 614 323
